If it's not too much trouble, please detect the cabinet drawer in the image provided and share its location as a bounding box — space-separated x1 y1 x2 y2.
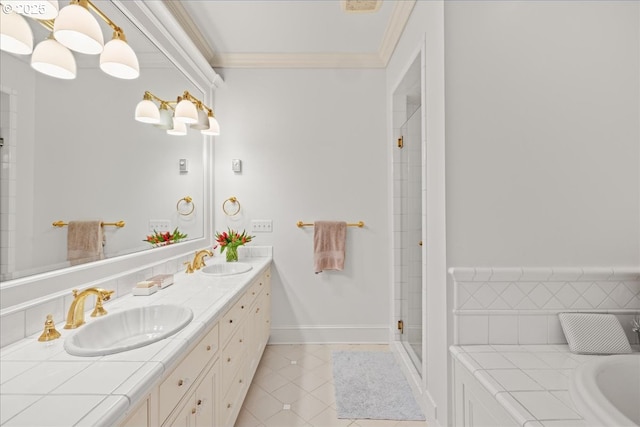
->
220 363 248 427
159 324 219 423
221 326 246 392
220 293 248 345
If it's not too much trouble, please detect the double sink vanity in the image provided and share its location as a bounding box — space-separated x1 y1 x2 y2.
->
0 256 272 427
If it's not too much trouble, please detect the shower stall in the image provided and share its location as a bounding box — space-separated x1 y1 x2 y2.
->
391 48 427 403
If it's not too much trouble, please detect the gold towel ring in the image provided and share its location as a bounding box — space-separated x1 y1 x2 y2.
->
177 196 195 216
222 196 241 216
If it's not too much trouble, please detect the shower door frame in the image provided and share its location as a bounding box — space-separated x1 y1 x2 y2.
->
391 44 427 390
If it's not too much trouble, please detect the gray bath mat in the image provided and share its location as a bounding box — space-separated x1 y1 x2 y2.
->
332 351 425 421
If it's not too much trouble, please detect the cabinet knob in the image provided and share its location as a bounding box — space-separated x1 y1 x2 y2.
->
227 403 232 409
256 308 260 313
191 408 196 415
206 345 211 351
178 379 184 387
197 399 203 406
229 319 233 324
227 357 231 362
239 378 243 384
241 305 245 309
252 291 256 296
239 338 243 343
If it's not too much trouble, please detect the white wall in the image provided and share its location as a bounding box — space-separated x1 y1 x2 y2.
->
214 68 389 343
387 1 639 426
445 0 640 268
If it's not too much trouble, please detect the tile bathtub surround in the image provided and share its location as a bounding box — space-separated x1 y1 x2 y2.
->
0 256 272 426
450 344 640 426
450 267 640 345
0 246 273 348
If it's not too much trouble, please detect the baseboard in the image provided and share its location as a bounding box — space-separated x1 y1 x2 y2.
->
268 324 389 344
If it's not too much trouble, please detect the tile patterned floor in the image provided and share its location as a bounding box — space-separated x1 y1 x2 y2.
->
235 344 428 427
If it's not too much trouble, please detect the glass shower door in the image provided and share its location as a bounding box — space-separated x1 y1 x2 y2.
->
400 102 423 372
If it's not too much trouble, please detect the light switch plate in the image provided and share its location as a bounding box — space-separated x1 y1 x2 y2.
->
232 159 242 173
149 219 171 232
251 219 272 232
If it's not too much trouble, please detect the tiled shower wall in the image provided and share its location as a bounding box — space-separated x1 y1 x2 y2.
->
450 267 640 346
0 86 16 278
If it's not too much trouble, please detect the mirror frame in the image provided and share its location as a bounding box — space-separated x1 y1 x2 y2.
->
0 1 222 309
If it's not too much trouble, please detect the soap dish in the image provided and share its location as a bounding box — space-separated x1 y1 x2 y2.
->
132 281 159 296
148 274 174 289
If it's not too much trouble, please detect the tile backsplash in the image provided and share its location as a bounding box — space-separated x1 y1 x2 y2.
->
450 267 640 346
0 246 272 348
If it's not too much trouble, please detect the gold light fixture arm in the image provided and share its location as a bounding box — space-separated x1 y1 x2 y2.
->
84 0 124 36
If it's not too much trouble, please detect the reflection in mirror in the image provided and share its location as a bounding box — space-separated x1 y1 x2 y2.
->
0 1 205 282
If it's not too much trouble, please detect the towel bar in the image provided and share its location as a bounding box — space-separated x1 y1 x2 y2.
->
296 221 364 228
52 221 126 228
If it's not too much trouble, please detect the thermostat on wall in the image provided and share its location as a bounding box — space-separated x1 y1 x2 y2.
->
179 159 188 173
232 159 242 173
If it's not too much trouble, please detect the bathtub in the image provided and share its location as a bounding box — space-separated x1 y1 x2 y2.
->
570 354 640 427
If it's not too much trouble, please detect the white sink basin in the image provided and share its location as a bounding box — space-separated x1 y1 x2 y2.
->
64 305 193 357
201 262 252 276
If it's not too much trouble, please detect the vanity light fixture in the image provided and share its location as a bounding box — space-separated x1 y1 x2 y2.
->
31 33 76 79
135 90 221 137
53 0 103 54
167 118 188 136
0 0 139 80
0 10 33 54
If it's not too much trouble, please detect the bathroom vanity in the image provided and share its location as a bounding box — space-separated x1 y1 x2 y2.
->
0 257 271 427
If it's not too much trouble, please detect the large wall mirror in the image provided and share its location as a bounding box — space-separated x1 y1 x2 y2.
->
0 1 217 307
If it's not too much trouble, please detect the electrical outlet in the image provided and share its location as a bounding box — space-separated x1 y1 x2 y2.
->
251 219 273 233
149 219 171 233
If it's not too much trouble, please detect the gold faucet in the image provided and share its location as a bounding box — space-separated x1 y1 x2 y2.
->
64 288 114 329
193 249 214 269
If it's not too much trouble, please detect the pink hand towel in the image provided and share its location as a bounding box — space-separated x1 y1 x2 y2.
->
313 221 347 273
67 220 105 266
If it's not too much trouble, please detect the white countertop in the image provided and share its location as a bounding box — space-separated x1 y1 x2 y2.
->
450 344 640 427
0 256 272 427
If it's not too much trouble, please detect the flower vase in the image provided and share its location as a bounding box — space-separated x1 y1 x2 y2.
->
226 245 239 262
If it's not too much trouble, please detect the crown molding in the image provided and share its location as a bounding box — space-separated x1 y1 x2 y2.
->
167 0 415 69
378 0 416 65
162 0 217 64
211 52 385 69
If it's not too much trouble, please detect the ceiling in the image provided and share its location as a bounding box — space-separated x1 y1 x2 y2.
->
164 0 416 69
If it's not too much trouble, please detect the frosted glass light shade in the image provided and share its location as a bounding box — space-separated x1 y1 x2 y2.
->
100 38 139 79
201 116 220 136
153 107 173 130
54 3 104 54
0 11 33 54
191 108 209 130
167 118 187 136
134 100 159 123
174 99 198 124
31 37 76 79
5 0 59 19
